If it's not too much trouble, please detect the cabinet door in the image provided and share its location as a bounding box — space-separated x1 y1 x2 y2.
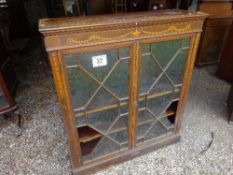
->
63 45 131 162
136 38 191 144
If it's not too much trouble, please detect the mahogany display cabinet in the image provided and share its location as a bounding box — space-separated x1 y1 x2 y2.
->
39 10 207 175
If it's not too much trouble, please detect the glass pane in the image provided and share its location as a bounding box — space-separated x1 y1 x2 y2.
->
87 108 118 133
119 48 130 58
173 88 181 99
182 38 190 48
67 68 99 109
139 55 162 94
147 94 173 117
87 88 118 110
142 43 151 54
160 117 174 128
64 54 79 66
110 114 128 132
76 116 87 127
138 98 146 109
79 51 118 82
89 137 120 160
137 122 153 141
151 39 181 68
105 59 129 99
120 103 129 114
144 121 167 140
110 129 128 144
138 109 155 124
149 75 173 94
166 49 189 85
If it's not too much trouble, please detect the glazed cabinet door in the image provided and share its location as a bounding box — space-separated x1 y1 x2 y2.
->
62 44 132 163
136 37 191 144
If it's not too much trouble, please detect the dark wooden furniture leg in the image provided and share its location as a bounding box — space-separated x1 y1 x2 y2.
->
14 109 22 127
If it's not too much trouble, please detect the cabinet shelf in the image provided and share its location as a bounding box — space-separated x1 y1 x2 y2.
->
74 89 180 118
109 107 176 135
78 126 102 143
80 138 102 156
165 109 175 116
78 126 102 156
160 100 178 126
75 105 177 138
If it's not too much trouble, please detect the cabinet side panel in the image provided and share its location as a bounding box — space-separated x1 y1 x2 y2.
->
175 33 201 132
49 52 82 167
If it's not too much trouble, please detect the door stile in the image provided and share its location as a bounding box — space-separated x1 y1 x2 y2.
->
129 41 141 148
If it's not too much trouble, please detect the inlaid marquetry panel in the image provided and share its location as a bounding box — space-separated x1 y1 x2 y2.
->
43 20 203 51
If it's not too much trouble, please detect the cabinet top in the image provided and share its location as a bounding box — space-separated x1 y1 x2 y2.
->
39 10 207 35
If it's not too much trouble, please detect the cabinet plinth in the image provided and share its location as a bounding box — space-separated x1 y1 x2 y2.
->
39 10 207 175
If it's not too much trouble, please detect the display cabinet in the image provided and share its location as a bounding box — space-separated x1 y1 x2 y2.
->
195 0 233 66
39 10 207 175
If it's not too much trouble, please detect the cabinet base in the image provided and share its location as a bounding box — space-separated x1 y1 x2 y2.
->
73 133 181 175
